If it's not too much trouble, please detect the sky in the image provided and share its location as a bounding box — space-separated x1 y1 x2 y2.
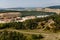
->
0 0 60 8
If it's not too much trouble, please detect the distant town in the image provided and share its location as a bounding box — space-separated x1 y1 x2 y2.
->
0 11 51 23
0 7 60 23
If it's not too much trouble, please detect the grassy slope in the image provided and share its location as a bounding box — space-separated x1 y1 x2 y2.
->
0 28 60 40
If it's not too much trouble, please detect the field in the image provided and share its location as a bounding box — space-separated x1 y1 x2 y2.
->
20 11 56 16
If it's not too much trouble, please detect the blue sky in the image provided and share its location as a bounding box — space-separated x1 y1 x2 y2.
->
0 0 60 8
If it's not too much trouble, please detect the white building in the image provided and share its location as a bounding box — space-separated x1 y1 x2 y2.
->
37 15 49 18
22 16 36 21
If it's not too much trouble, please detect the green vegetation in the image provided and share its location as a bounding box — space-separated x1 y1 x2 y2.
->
31 34 43 40
0 14 60 32
0 11 60 40
20 11 56 17
0 30 43 40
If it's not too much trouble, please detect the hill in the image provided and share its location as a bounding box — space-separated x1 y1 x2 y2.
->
47 5 60 9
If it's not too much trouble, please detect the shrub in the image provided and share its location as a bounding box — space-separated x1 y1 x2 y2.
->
31 34 44 40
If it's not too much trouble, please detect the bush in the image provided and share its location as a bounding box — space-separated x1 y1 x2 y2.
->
31 34 44 40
